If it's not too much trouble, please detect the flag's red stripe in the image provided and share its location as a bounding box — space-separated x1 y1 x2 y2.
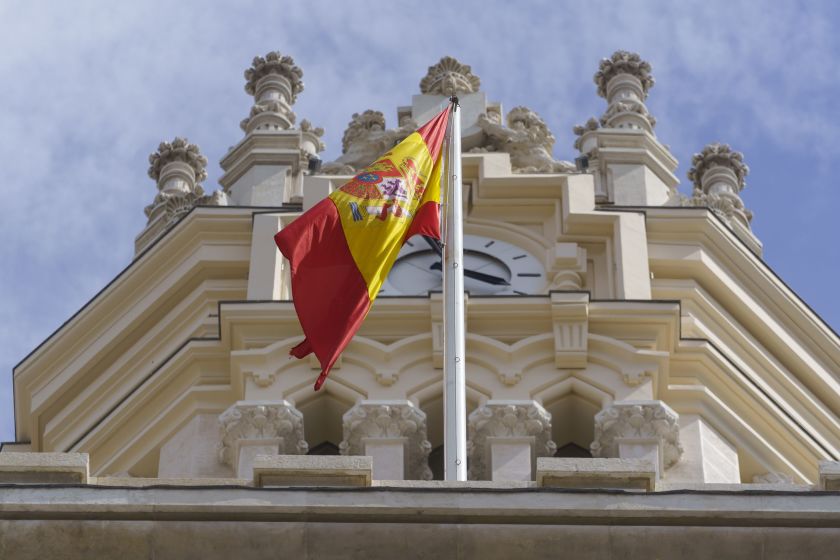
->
274 198 371 390
403 201 441 242
417 108 450 161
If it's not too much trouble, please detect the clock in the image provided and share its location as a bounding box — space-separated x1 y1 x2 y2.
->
380 234 545 296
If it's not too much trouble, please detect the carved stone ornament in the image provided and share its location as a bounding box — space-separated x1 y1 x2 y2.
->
419 56 481 96
217 401 309 467
572 117 600 151
473 106 575 173
467 401 557 481
687 143 749 193
321 110 417 174
590 401 683 469
144 138 227 226
299 119 326 153
147 137 208 186
593 50 655 99
339 401 433 480
683 143 752 227
244 51 304 102
591 50 658 133
239 99 297 132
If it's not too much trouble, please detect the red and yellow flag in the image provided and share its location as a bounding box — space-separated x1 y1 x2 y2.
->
274 107 450 390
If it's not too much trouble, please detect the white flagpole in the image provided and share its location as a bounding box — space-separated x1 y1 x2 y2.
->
443 97 467 481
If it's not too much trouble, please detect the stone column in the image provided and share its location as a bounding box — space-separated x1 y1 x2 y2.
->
339 401 432 481
467 401 557 482
590 400 683 479
217 401 308 479
136 138 228 254
686 143 753 230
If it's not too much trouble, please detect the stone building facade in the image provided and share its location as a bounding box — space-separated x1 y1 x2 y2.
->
3 51 840 558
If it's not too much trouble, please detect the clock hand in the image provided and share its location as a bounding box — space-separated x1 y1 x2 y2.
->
430 261 510 286
422 236 443 257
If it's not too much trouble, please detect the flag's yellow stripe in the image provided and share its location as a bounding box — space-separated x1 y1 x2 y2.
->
330 132 437 300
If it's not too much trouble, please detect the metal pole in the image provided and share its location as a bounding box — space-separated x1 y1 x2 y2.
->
443 98 467 481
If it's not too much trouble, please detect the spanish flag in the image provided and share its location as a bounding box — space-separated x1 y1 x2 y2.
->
275 107 451 390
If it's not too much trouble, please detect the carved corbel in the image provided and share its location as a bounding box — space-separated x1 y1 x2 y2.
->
550 293 589 369
590 400 683 478
467 401 556 481
340 401 433 481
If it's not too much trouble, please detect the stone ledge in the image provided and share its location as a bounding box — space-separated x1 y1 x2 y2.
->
0 452 89 484
253 455 372 487
536 457 655 491
819 460 840 490
91 477 252 487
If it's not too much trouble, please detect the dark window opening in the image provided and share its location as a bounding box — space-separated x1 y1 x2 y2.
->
554 442 592 458
307 441 340 456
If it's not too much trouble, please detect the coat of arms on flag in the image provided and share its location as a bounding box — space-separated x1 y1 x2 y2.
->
274 107 450 390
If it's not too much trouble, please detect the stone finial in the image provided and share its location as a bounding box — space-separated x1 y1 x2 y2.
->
339 401 433 481
299 119 326 155
594 50 655 99
684 143 752 228
419 56 481 96
473 106 574 173
244 51 304 102
321 110 417 175
240 52 304 132
467 402 557 481
590 401 683 470
687 143 749 193
143 138 227 231
572 117 600 151
592 50 656 133
217 401 309 470
147 137 208 193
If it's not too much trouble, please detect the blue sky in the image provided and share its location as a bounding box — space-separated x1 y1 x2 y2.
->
2 0 839 443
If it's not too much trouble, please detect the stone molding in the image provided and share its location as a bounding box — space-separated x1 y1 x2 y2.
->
339 401 433 481
467 401 557 481
322 110 416 174
590 400 683 469
683 143 752 228
217 401 309 468
419 56 480 96
752 471 794 484
473 106 574 173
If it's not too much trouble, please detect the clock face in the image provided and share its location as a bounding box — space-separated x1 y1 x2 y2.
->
380 234 545 296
